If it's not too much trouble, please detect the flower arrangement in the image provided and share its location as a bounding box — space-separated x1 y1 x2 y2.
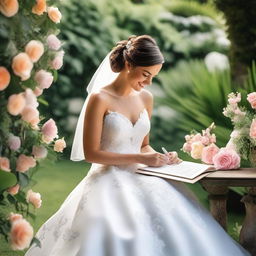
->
0 0 66 251
223 92 256 166
182 123 241 170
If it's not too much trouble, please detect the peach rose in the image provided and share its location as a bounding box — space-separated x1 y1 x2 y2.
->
7 93 26 115
51 50 64 70
21 106 40 126
33 86 43 96
47 34 61 50
0 157 10 171
16 154 36 173
32 145 47 159
0 0 19 17
247 92 256 109
201 143 219 164
190 141 204 159
7 184 20 195
54 138 66 152
8 134 21 151
250 119 256 139
32 0 46 15
9 212 23 223
34 69 53 89
47 6 62 23
26 189 42 208
213 148 240 170
10 218 34 250
42 118 58 143
0 67 11 90
12 53 33 81
25 40 44 63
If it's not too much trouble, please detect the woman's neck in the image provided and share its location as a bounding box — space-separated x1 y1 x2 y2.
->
111 74 134 97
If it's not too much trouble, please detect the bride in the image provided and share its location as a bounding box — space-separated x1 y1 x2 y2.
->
25 35 250 256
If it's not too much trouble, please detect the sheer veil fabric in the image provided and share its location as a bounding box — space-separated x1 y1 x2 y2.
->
70 51 118 161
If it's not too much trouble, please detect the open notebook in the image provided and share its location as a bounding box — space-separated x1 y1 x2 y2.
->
136 161 216 184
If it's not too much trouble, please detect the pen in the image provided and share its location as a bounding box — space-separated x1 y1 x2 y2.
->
161 147 169 156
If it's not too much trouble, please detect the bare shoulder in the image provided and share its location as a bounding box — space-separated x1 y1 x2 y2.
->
139 89 153 108
86 91 109 114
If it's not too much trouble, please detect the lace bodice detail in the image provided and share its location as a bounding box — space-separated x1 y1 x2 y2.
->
100 108 150 154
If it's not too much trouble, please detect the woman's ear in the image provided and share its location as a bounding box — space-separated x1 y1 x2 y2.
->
125 61 132 71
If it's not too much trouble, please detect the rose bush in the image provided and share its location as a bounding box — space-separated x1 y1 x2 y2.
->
0 0 66 251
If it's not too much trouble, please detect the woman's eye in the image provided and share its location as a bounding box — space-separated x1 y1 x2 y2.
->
143 74 149 78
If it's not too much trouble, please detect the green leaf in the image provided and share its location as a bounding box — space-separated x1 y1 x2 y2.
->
18 172 29 187
0 170 17 193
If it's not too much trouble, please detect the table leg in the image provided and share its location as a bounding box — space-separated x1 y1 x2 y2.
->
200 183 229 230
239 187 256 256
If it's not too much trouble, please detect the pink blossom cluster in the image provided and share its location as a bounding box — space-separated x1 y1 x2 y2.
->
8 212 34 250
183 123 241 170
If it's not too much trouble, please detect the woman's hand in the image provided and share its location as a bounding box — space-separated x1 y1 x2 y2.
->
166 151 182 165
140 152 169 167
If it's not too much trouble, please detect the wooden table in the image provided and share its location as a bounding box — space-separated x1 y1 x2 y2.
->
200 168 256 256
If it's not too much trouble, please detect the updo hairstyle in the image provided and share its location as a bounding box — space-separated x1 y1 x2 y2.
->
109 35 164 73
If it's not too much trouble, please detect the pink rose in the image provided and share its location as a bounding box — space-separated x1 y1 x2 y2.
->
7 93 26 116
228 92 241 105
10 218 34 250
201 143 219 164
34 69 54 89
16 154 36 173
33 86 43 96
210 134 216 143
42 118 58 143
7 184 20 195
51 50 64 70
54 138 66 152
247 92 256 109
213 148 240 170
26 189 42 208
250 119 256 139
21 106 40 126
9 212 23 223
0 157 10 171
8 134 21 151
32 145 48 159
47 34 61 50
201 136 210 146
182 142 192 153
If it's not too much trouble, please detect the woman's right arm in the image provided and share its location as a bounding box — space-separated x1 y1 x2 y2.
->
83 93 168 166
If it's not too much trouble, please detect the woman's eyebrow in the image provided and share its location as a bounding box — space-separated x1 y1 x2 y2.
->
142 70 152 75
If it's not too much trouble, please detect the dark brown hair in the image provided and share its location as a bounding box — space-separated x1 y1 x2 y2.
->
109 35 164 73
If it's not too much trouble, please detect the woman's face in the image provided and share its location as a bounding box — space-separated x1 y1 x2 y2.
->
127 63 162 91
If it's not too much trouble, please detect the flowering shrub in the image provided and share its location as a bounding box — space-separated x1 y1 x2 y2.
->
182 123 241 170
223 92 256 165
0 0 66 251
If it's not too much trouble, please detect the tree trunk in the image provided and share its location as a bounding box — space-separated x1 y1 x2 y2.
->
214 0 256 84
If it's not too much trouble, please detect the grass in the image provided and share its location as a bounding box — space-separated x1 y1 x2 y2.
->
0 160 244 255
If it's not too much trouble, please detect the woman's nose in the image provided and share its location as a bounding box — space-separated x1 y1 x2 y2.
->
144 76 152 85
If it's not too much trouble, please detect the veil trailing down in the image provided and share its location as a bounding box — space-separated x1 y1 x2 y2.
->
70 51 118 162
25 45 250 256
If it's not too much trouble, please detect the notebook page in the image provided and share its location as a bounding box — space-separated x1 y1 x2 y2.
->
139 161 212 179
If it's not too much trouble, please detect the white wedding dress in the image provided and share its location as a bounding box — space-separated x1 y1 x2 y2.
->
25 108 250 256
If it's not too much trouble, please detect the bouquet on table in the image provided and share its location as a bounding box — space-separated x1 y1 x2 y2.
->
182 122 240 170
183 91 256 169
223 92 256 166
